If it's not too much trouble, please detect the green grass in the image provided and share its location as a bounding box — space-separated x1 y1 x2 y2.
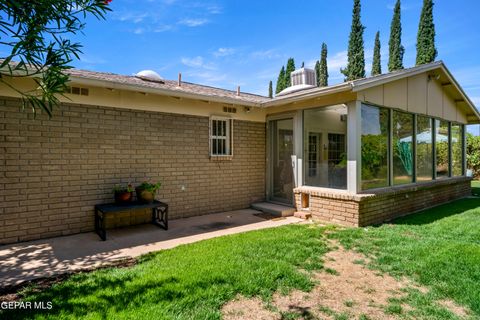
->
2 225 329 320
472 180 480 196
330 196 480 318
4 182 480 319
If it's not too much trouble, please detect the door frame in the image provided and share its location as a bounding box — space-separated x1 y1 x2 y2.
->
266 111 302 206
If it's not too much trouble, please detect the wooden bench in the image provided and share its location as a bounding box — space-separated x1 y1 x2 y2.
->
94 200 168 241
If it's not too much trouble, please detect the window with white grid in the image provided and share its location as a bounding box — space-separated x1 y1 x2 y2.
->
210 117 233 156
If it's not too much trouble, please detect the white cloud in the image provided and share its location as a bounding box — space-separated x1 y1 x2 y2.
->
328 50 348 70
181 56 204 68
154 25 173 33
79 54 106 65
207 5 222 14
251 49 281 60
186 71 227 84
133 28 145 35
213 48 236 57
178 18 209 27
181 56 216 70
116 12 148 23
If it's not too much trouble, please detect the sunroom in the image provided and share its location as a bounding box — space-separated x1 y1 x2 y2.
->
264 61 479 226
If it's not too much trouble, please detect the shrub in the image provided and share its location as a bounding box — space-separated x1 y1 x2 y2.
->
467 133 480 178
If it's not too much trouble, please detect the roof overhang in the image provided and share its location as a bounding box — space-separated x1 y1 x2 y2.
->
350 61 480 124
69 75 263 108
261 82 352 107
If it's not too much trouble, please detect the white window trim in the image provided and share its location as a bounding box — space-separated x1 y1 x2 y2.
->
209 116 233 158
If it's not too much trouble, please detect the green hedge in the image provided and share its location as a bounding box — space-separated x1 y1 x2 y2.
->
467 133 480 178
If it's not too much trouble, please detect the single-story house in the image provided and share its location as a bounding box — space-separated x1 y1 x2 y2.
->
1 61 479 244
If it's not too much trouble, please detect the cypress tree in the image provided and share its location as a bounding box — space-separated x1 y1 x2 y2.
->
285 58 296 87
268 80 273 98
416 0 437 65
315 60 321 86
319 43 328 87
371 31 382 76
301 61 305 68
341 0 366 81
275 66 286 94
388 0 405 72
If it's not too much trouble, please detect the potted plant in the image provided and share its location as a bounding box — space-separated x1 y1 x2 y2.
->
113 183 134 204
135 181 162 203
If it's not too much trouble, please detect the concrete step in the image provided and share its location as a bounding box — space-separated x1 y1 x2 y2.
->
294 211 312 220
251 202 295 217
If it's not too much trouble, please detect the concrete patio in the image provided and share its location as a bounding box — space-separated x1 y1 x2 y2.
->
0 209 303 288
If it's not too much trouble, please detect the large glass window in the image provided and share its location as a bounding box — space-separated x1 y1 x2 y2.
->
303 105 347 189
416 116 433 181
435 120 450 178
361 104 389 190
392 111 414 185
451 123 464 176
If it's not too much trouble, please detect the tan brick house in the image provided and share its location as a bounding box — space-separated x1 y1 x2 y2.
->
0 61 479 244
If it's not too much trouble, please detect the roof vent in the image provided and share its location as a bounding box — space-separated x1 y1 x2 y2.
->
277 68 317 96
135 70 165 83
291 68 317 87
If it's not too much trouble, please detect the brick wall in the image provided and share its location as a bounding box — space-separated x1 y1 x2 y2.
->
0 98 266 244
294 177 472 226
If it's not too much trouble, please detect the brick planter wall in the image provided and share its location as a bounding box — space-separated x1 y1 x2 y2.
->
294 177 472 227
0 98 266 244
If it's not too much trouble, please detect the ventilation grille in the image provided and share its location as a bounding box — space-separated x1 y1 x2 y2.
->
66 86 89 96
291 68 317 87
223 106 237 113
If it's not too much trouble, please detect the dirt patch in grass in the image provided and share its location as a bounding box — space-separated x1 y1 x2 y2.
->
272 246 405 319
222 296 280 320
222 244 469 319
438 299 469 318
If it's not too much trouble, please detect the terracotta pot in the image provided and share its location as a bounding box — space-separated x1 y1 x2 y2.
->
114 191 133 204
135 187 155 203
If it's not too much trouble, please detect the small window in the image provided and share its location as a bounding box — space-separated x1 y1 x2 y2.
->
210 117 233 157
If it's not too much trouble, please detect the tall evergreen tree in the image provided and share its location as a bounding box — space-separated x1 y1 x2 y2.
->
275 66 286 94
341 0 366 81
268 81 273 98
371 31 382 76
388 0 405 72
315 60 321 86
416 0 437 65
319 43 329 87
301 61 305 68
285 58 296 87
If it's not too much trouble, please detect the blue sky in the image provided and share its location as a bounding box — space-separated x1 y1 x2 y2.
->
72 0 480 134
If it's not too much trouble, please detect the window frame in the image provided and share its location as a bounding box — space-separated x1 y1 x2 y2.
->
358 102 466 192
391 110 415 186
360 103 391 191
209 116 233 158
450 122 465 176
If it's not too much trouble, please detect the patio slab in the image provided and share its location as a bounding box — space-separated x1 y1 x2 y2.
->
0 209 303 288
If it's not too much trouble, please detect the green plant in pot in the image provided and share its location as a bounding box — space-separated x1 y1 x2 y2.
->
136 181 161 203
113 183 134 204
